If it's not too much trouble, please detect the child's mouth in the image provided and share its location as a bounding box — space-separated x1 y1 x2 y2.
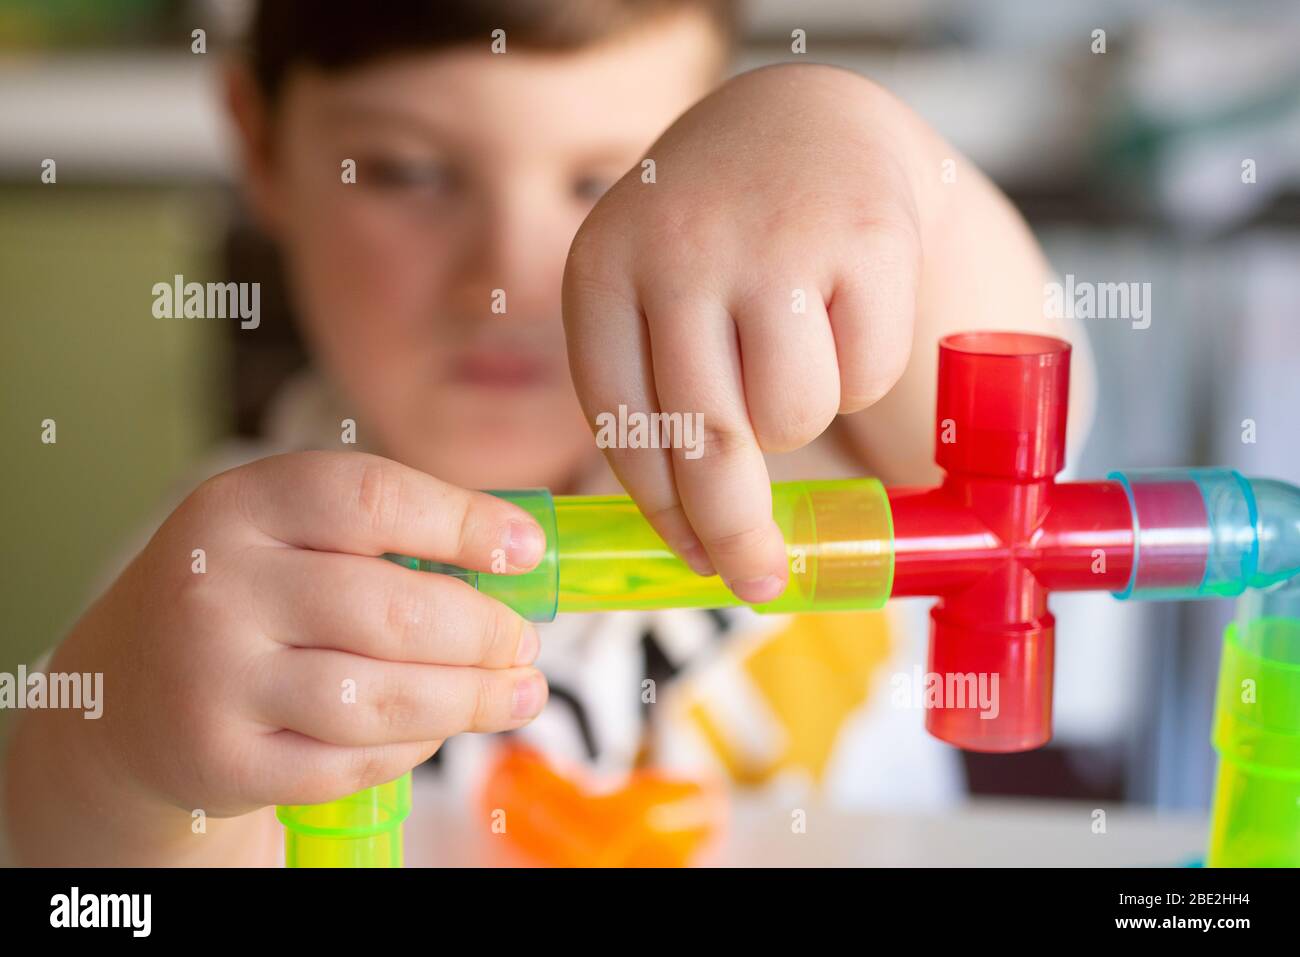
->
451 352 551 389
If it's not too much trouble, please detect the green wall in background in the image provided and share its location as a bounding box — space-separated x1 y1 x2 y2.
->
0 184 229 677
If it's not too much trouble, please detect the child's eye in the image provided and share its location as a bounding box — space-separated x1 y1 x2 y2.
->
363 158 458 193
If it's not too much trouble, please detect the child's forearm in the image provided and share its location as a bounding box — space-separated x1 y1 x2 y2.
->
3 612 280 866
835 78 1095 485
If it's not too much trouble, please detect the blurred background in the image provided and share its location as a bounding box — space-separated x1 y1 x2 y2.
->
2 0 1298 820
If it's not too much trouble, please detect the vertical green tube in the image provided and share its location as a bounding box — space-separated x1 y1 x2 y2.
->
1207 583 1300 867
277 772 411 867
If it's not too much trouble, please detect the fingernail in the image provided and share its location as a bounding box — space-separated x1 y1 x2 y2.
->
729 574 786 604
514 624 540 666
680 540 716 577
511 674 545 719
504 520 544 569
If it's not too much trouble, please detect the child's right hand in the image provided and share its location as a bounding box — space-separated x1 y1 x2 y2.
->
7 452 548 862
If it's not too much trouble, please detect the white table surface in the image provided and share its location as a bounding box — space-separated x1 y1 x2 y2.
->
404 773 1209 867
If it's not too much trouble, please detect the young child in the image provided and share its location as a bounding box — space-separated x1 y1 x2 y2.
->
2 0 1093 865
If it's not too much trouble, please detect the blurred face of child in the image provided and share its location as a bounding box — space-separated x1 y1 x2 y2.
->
233 13 723 489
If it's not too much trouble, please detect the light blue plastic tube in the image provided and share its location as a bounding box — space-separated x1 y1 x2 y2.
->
1109 469 1300 600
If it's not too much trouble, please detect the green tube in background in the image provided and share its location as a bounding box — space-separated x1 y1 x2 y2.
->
1207 580 1300 867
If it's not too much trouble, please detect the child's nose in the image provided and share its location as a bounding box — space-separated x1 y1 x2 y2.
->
454 188 571 324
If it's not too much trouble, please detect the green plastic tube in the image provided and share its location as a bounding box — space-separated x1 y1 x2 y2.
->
1207 581 1300 867
552 478 894 613
277 479 893 867
277 771 411 868
390 478 895 619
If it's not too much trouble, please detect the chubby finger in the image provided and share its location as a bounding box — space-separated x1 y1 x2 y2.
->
257 648 549 746
252 733 442 807
732 282 841 452
645 294 788 603
562 242 714 575
226 451 545 572
828 229 919 413
252 546 538 668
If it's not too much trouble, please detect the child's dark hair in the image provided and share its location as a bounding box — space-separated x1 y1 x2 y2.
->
228 1 739 437
249 0 740 100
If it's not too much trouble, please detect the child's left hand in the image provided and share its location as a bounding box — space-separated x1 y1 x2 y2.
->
562 64 941 603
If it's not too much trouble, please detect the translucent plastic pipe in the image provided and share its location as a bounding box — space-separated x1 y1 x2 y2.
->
1208 579 1300 866
276 773 409 867
277 470 1300 865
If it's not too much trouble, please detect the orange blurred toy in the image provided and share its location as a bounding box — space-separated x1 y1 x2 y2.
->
478 741 725 867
